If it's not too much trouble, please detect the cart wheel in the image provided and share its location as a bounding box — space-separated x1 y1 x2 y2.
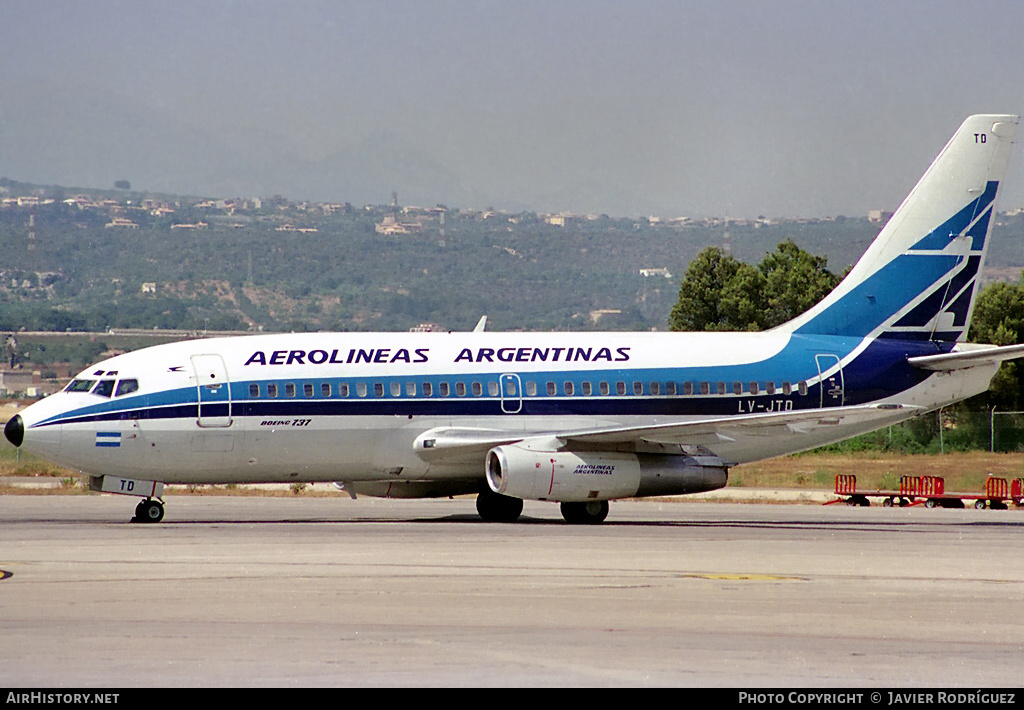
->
975 499 987 510
925 499 938 509
883 497 894 507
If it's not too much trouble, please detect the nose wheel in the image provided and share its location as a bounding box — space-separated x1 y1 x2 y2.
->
131 498 165 524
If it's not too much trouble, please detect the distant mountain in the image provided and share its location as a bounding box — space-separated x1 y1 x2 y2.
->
1 80 663 216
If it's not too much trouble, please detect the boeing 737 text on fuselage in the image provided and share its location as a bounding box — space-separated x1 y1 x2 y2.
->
7 115 1024 524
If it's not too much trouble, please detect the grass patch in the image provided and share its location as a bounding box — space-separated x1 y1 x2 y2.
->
731 451 1024 493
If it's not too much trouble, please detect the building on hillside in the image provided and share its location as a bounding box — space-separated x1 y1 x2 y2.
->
105 217 139 229
639 267 672 278
589 309 622 325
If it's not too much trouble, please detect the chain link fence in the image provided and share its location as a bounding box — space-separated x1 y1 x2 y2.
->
818 410 1024 454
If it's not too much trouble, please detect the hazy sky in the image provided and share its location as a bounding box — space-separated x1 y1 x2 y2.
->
4 0 1024 218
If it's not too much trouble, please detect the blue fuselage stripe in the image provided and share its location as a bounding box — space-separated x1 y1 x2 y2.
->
31 336 945 427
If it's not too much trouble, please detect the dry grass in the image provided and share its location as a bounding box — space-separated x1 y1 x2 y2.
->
731 451 1024 493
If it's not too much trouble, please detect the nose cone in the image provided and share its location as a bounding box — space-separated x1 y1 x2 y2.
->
5 414 24 448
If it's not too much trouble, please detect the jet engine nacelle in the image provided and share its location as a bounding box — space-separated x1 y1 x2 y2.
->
485 443 728 503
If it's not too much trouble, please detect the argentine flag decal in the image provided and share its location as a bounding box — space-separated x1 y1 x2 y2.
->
95 432 122 448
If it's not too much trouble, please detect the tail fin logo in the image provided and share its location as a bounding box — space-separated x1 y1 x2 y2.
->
785 115 1018 344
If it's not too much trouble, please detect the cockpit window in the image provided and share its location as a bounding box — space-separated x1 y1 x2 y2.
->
66 379 96 393
91 380 116 398
115 379 139 397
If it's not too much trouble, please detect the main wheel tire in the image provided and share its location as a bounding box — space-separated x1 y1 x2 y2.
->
475 490 523 522
560 500 609 525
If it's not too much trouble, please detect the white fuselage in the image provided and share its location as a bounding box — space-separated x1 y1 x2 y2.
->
13 329 996 487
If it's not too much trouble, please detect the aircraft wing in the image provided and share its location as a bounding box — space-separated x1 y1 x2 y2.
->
907 343 1024 371
554 403 915 446
414 403 917 460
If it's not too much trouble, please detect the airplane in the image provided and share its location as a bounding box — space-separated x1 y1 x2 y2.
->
6 114 1024 525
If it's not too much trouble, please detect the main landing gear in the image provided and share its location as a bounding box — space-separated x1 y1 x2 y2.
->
560 500 610 524
475 489 524 522
475 489 611 524
131 498 165 524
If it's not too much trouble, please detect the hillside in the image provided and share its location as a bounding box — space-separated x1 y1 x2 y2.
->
2 178 1024 338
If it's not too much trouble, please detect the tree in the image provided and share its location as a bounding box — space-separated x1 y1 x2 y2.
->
669 247 766 332
966 277 1024 410
669 241 839 332
759 240 842 325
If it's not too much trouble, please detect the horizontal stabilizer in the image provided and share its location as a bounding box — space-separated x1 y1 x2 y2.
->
907 343 1024 371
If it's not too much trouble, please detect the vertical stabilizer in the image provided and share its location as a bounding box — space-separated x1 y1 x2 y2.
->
778 114 1018 342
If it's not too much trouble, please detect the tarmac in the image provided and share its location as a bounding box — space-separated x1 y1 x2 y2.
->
1 494 1022 687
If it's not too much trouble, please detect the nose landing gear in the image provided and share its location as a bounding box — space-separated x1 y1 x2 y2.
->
90 476 167 523
131 498 165 524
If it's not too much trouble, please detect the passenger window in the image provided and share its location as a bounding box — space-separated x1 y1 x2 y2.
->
391 382 401 397
357 383 367 397
782 382 792 396
683 382 693 396
338 383 349 397
488 381 499 397
422 382 433 397
249 383 260 398
547 382 556 396
582 381 592 396
472 382 482 396
92 380 115 398
526 381 537 396
564 381 574 396
798 381 808 396
304 383 314 398
700 382 710 395
455 382 466 396
322 383 331 397
374 383 384 397
616 381 626 395
633 382 643 396
717 382 727 395
115 379 139 397
733 382 742 395
599 382 609 396
665 382 675 395
749 382 758 395
439 382 450 396
285 383 296 398
268 383 278 398
406 382 416 397
650 382 660 395
766 382 776 395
